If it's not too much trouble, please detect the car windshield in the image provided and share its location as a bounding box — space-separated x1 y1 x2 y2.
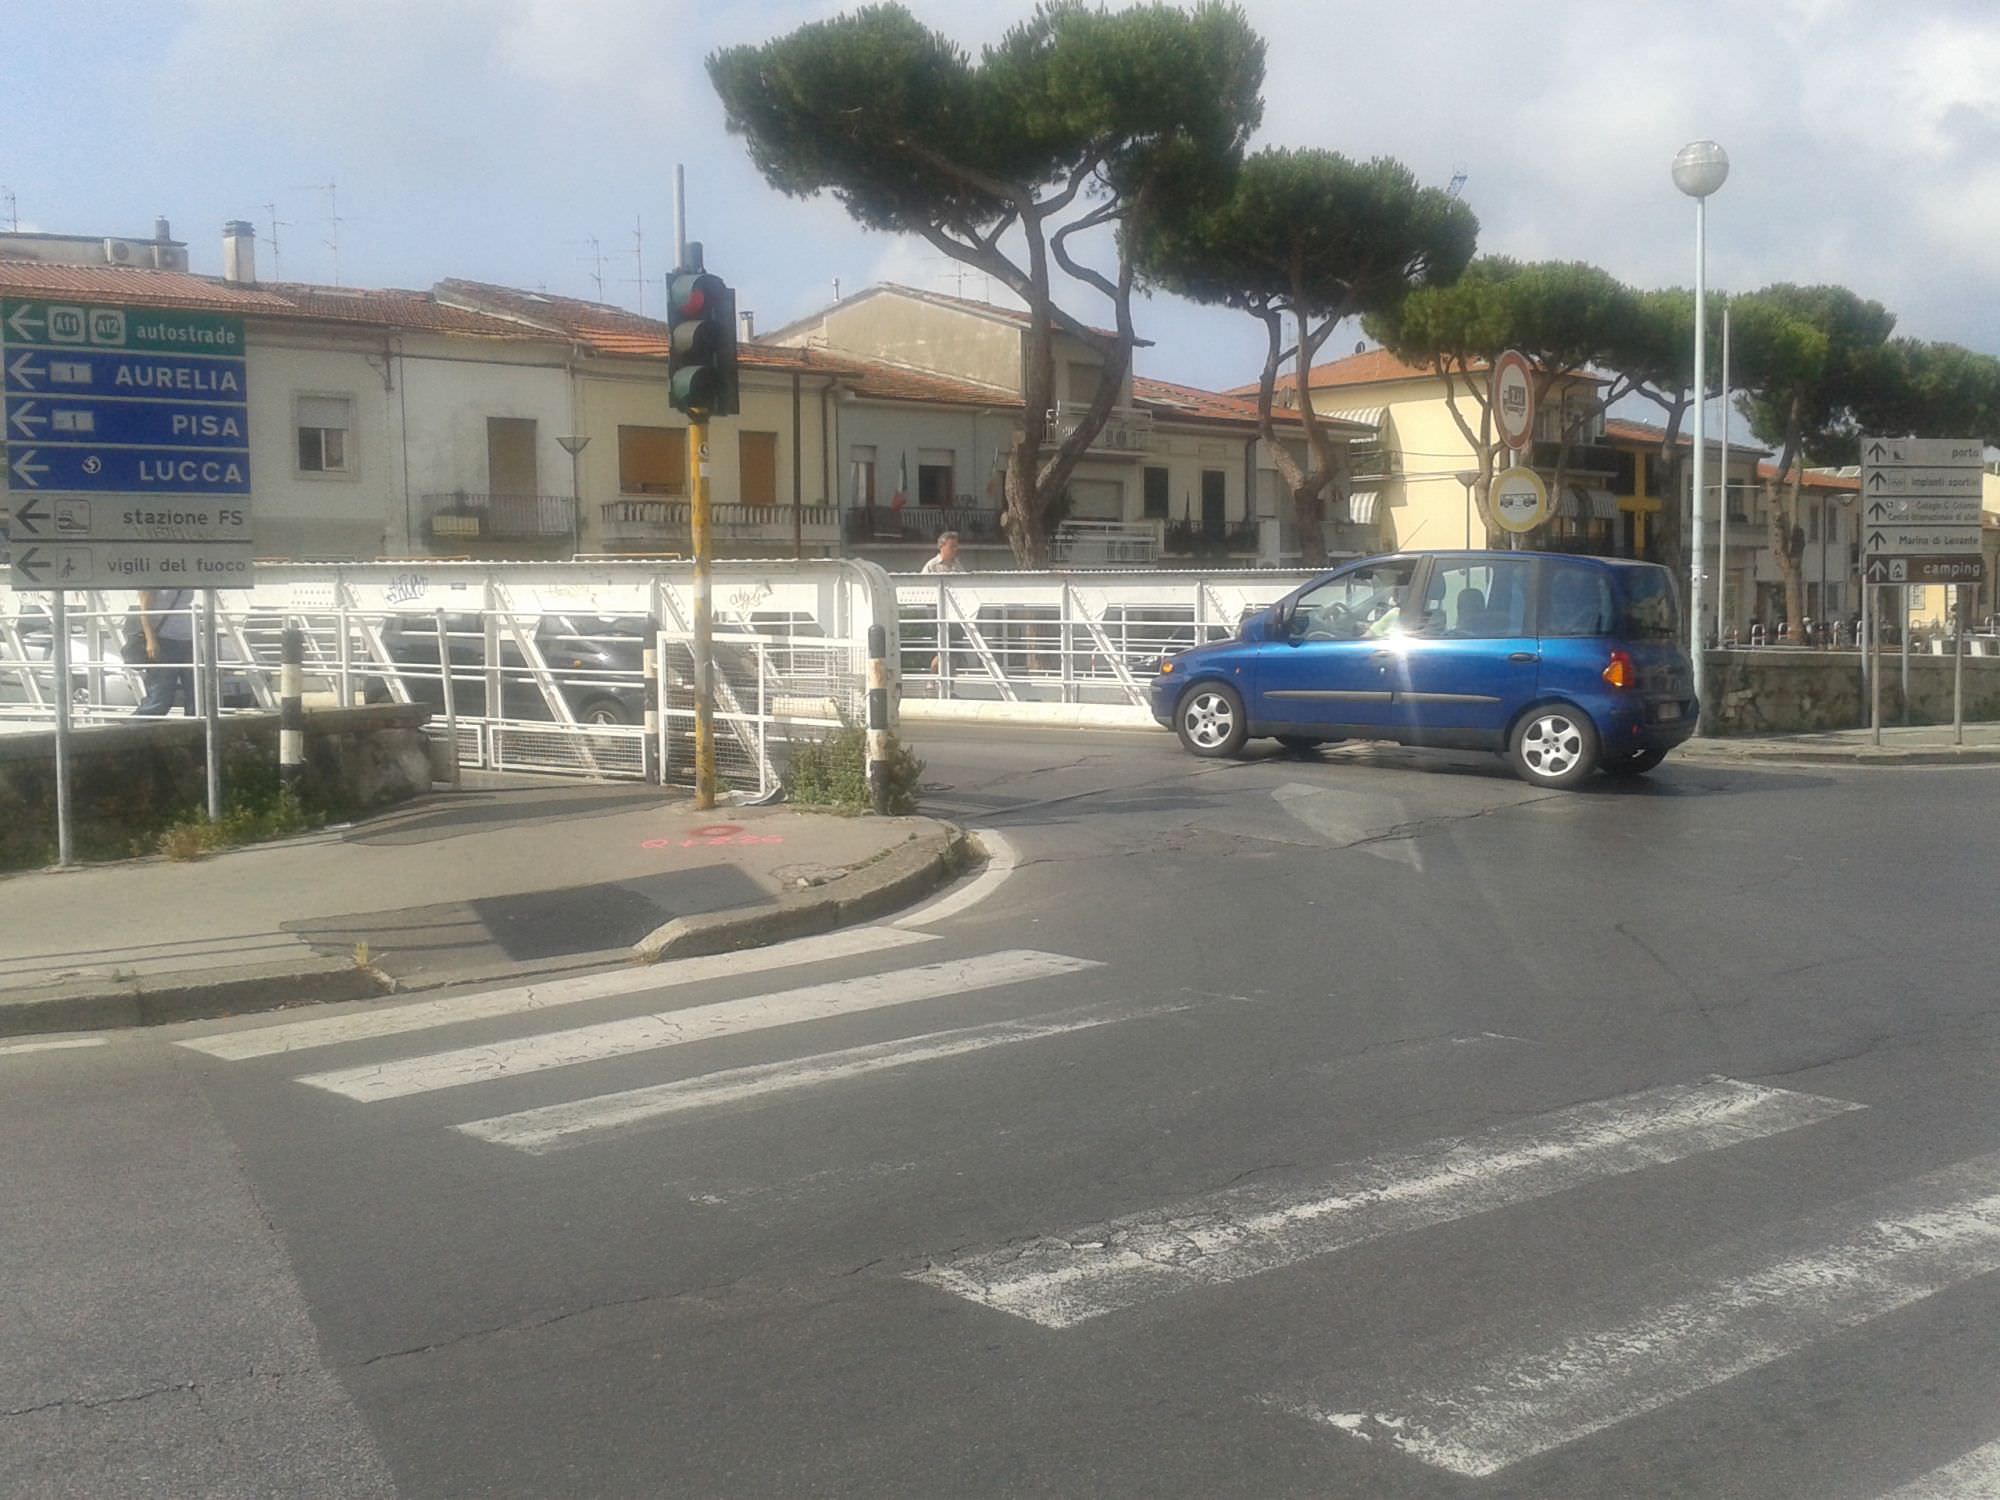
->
1619 568 1683 640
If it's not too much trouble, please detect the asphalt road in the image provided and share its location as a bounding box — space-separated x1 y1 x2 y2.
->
8 729 2000 1498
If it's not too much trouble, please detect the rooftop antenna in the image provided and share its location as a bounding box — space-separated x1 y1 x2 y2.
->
1446 165 1469 199
290 180 341 284
260 200 291 280
571 235 606 299
624 215 646 316
0 188 16 233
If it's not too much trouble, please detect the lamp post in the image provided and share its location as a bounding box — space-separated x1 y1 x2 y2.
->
1456 470 1480 549
1673 139 1729 728
557 434 591 558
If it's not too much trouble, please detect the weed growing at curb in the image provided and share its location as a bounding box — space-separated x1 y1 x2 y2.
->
150 765 348 862
785 723 925 815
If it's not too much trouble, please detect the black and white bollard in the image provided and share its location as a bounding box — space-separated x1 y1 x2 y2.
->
866 624 890 815
280 625 305 789
642 638 660 785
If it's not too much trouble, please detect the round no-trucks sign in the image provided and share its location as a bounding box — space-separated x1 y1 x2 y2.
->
1491 466 1549 534
1491 349 1536 452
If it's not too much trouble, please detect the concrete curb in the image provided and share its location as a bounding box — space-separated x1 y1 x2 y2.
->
1679 740 2000 767
0 957 393 1040
633 819 970 963
0 819 970 1039
900 699 1159 732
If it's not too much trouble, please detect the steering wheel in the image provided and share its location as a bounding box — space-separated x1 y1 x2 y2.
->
1302 602 1353 642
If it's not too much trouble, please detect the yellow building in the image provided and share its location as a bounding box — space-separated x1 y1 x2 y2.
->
1233 348 1616 554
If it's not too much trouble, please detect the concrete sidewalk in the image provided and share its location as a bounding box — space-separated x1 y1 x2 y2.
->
1680 723 2000 766
0 776 966 1038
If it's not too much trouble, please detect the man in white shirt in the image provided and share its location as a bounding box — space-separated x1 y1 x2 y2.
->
135 588 197 715
920 530 965 575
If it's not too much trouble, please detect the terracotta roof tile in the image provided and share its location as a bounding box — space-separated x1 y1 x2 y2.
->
260 283 540 338
0 262 295 313
0 263 553 339
1605 416 1770 456
837 361 1018 408
1758 459 1859 490
1229 347 1606 397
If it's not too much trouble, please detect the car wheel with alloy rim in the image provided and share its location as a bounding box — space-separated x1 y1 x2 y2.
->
1510 706 1599 788
1176 683 1248 758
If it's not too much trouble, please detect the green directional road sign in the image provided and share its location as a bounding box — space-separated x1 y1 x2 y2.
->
2 298 245 356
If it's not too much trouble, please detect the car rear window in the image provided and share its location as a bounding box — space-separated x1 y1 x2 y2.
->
1617 567 1682 640
1541 562 1616 637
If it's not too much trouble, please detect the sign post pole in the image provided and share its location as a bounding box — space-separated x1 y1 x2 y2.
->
1870 584 1882 746
1900 585 1911 727
203 590 222 823
690 418 715 812
51 590 74 866
1955 586 1966 746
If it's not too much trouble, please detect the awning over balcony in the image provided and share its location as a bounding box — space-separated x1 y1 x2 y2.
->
1554 485 1619 521
1345 490 1380 524
1326 406 1386 433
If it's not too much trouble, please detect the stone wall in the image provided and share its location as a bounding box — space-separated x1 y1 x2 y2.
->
1705 648 2000 735
0 706 436 868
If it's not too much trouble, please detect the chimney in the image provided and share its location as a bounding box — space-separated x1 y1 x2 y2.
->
738 309 756 342
222 220 257 285
154 215 172 241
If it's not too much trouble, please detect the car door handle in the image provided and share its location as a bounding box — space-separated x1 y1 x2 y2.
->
1508 652 1539 663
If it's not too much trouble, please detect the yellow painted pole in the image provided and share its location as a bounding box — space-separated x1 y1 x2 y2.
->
690 415 716 809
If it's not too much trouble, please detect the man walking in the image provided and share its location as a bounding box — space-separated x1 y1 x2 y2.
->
921 530 965 575
135 587 196 716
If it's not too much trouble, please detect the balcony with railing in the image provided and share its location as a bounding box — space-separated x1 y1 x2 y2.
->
1162 517 1261 558
1529 439 1620 475
843 504 1007 545
421 492 576 544
597 498 841 545
1043 401 1156 456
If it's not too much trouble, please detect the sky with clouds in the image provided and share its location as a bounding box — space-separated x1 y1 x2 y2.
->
6 0 1998 393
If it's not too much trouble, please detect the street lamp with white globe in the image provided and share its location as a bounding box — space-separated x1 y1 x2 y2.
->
1674 139 1728 728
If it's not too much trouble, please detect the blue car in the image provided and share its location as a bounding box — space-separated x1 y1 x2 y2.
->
1151 551 1695 787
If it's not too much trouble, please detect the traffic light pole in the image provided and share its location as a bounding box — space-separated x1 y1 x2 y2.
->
689 413 716 810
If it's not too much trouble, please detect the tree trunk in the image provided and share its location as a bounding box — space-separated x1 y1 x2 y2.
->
1003 434 1050 567
1766 400 1808 645
1782 471 1808 644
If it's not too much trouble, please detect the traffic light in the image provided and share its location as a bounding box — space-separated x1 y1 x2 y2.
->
666 270 739 417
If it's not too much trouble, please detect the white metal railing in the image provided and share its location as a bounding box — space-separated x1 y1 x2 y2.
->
2 559 894 785
1046 401 1155 454
1051 520 1158 567
654 631 861 798
893 569 1313 710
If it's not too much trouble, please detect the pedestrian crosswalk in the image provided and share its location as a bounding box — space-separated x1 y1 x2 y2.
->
912 1070 2000 1493
176 928 1126 1155
913 1077 1863 1328
174 929 2000 1495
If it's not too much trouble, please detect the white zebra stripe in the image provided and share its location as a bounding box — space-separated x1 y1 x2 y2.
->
912 1077 1862 1328
296 948 1100 1101
176 925 937 1061
1281 1151 2000 1478
1878 1438 2000 1500
458 997 1176 1154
